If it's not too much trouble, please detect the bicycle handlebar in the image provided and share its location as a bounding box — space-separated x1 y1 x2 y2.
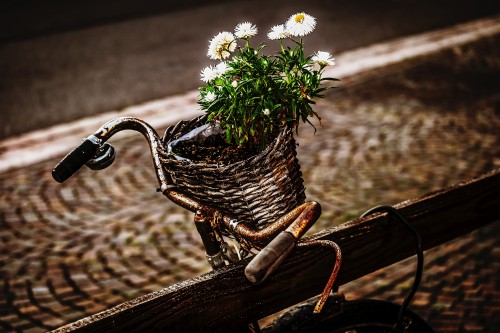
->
51 117 170 191
245 231 296 284
52 136 101 183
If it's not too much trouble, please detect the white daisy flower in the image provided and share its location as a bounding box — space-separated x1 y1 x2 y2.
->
267 24 290 40
200 65 218 82
215 62 230 76
285 12 316 36
312 51 335 66
235 22 258 39
204 91 217 102
207 31 237 60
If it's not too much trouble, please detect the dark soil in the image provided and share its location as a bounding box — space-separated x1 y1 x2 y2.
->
172 134 259 164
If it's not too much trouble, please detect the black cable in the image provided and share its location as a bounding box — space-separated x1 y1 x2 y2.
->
361 205 424 331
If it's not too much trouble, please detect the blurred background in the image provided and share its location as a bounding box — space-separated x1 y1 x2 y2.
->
0 1 499 332
1 0 499 138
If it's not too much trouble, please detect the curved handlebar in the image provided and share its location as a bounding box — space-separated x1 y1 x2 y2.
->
52 117 170 191
52 136 101 183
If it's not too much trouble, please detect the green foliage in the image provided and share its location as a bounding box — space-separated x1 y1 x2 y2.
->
198 22 338 149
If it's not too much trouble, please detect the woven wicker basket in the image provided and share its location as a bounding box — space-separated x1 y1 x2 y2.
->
160 116 306 228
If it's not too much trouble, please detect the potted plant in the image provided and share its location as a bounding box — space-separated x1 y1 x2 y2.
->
199 13 336 151
162 12 337 227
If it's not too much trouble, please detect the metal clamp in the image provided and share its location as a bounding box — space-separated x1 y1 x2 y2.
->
206 251 225 269
228 219 240 232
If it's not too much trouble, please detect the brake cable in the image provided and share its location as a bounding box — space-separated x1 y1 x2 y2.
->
361 205 424 331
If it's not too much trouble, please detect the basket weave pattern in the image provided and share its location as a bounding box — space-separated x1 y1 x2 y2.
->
160 116 306 228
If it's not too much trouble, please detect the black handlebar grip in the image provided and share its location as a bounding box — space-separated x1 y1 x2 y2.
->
52 138 100 183
244 231 297 285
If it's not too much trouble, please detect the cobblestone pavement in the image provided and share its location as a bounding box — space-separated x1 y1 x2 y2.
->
1 35 499 332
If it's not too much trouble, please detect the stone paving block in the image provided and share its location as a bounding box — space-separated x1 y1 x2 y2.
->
83 303 108 314
96 279 128 292
122 274 148 287
7 319 32 330
1 314 20 324
34 300 65 313
101 296 126 307
411 293 431 307
22 326 46 333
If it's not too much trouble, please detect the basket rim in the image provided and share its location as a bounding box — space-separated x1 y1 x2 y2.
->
162 119 294 171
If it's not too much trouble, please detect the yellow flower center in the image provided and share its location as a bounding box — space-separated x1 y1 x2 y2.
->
295 14 305 23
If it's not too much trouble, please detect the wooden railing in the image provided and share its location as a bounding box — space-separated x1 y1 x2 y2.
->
53 168 500 333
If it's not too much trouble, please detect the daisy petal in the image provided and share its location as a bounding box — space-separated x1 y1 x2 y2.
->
285 12 316 37
268 24 290 40
207 31 237 60
312 51 335 66
200 65 218 82
235 22 258 39
204 91 217 102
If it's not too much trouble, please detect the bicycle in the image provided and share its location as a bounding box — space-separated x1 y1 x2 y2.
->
52 116 434 332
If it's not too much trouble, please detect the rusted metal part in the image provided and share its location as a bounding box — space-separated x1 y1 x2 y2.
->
91 117 170 192
285 201 322 239
299 240 342 313
240 201 331 308
85 142 116 170
194 210 223 257
162 184 331 304
206 252 226 269
228 201 321 245
162 187 202 213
